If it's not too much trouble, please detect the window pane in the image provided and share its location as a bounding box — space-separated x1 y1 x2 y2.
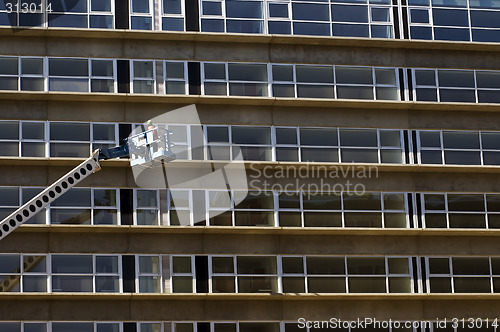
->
349 277 386 292
229 82 268 96
347 257 385 274
0 57 18 75
454 277 491 293
303 193 341 210
173 256 192 273
92 60 113 77
307 277 346 292
384 193 405 210
212 256 234 273
205 63 226 80
232 126 271 144
307 257 345 274
292 3 329 21
344 193 381 210
447 194 484 211
388 257 409 274
237 192 273 209
444 151 481 165
0 142 19 156
276 127 297 145
226 0 263 18
0 254 20 273
375 68 396 85
139 256 160 274
52 255 92 273
279 192 300 209
237 256 276 274
49 58 88 77
203 1 222 15
420 131 441 147
336 67 372 84
415 70 436 85
297 84 334 98
481 132 500 150
340 129 377 147
21 58 43 75
331 4 368 22
452 257 490 275
132 0 150 13
272 65 293 81
134 61 154 78
300 128 337 146
92 0 111 11
438 70 475 88
22 122 44 140
296 66 333 83
341 148 377 162
50 209 91 225
228 63 267 81
51 188 91 207
442 131 479 149
50 77 88 92
428 257 450 274
96 256 118 273
337 86 374 99
166 62 185 79
282 257 304 273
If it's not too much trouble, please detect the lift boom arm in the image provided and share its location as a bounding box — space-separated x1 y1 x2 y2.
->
0 146 130 242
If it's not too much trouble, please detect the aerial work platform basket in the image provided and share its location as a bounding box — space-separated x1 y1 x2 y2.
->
127 126 176 169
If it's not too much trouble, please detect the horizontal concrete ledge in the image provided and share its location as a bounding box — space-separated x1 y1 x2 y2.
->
14 225 500 237
1 158 500 174
0 293 500 301
2 27 500 53
2 92 500 112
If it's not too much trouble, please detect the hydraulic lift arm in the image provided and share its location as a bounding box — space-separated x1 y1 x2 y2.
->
0 146 130 242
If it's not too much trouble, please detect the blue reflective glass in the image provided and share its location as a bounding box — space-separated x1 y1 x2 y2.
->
131 16 152 30
203 1 222 15
201 18 225 32
164 0 182 14
292 3 330 21
472 28 500 42
408 0 430 5
439 89 476 102
48 13 87 27
333 23 369 37
226 19 264 33
433 27 470 41
470 10 500 28
51 0 87 12
470 0 500 8
90 15 113 28
269 21 291 34
19 13 43 26
226 0 263 18
371 25 392 38
432 9 469 27
410 26 433 39
269 3 288 17
331 5 369 22
410 9 429 23
162 17 184 31
0 12 17 26
293 22 330 36
431 0 467 7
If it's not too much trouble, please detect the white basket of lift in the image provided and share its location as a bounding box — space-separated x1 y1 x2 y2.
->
127 125 176 169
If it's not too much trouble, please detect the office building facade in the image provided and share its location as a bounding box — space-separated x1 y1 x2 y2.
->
1 0 500 331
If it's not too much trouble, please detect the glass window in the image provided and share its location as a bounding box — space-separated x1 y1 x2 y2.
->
296 66 333 83
49 58 88 77
336 67 373 84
